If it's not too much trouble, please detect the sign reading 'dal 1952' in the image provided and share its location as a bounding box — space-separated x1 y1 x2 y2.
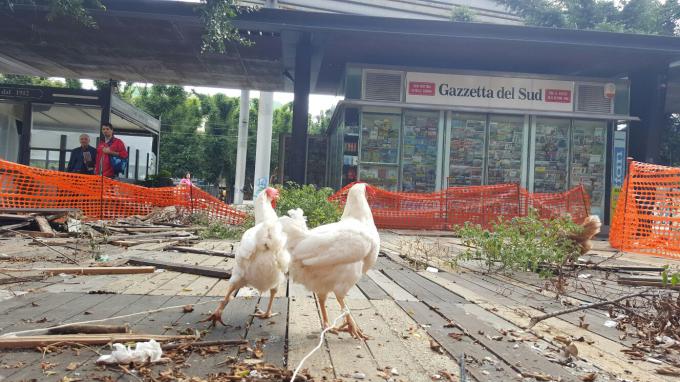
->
405 72 574 112
0 87 44 99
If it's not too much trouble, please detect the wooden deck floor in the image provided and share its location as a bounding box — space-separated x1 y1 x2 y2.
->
0 234 677 381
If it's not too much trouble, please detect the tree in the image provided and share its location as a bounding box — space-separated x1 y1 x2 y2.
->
495 0 680 35
451 5 476 22
2 0 248 53
0 74 81 88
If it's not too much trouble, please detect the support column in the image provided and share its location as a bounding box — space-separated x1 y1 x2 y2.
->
233 90 250 204
17 102 32 165
288 33 312 184
99 80 114 131
58 134 67 171
629 66 668 163
253 91 274 196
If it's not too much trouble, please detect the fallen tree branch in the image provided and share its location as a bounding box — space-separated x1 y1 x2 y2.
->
527 289 652 328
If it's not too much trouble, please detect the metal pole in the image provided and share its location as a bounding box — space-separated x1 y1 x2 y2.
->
18 102 32 165
134 149 140 181
146 152 150 180
234 90 250 204
253 91 274 197
125 146 131 178
58 134 67 171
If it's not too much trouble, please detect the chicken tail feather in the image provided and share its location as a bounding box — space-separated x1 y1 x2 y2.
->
569 215 602 255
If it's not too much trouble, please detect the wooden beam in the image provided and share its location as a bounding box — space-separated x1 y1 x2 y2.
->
0 266 156 276
0 334 196 349
127 257 231 279
165 245 234 258
35 216 56 237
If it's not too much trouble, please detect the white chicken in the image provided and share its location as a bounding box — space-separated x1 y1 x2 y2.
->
201 188 290 327
279 183 379 339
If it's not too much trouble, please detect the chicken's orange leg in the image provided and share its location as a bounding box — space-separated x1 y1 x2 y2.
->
200 282 238 328
317 293 330 330
253 287 279 319
334 296 369 340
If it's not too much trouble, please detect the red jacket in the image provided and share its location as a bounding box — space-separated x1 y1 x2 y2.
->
95 137 128 177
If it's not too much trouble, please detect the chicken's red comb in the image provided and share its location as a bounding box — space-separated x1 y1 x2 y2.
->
265 187 279 199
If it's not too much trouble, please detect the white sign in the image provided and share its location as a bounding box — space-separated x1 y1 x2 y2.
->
405 72 574 112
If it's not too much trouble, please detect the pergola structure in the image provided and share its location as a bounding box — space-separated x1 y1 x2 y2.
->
2 0 680 185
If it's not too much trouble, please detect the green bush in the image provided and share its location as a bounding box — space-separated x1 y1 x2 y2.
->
274 182 342 228
193 213 254 240
454 209 583 277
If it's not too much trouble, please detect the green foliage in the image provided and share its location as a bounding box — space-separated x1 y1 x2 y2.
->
194 213 254 240
0 74 82 88
451 5 476 22
275 183 342 228
495 0 680 36
2 0 104 28
199 0 252 53
662 265 680 287
454 209 583 277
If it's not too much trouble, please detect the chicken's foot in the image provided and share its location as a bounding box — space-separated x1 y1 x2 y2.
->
200 282 238 328
252 288 279 319
333 296 369 340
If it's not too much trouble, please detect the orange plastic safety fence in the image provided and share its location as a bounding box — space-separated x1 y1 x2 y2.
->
610 161 680 258
0 159 246 224
330 182 591 230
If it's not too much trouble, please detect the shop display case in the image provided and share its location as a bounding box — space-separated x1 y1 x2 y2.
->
571 120 607 218
342 108 360 187
402 110 439 192
449 113 486 186
532 118 570 193
358 112 401 191
486 115 525 185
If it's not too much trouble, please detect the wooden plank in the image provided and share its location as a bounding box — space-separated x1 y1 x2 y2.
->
0 333 195 349
0 292 90 333
355 274 389 300
324 298 381 379
366 269 417 302
286 296 334 379
127 257 231 278
183 298 258 379
119 270 181 295
431 303 579 381
177 276 219 296
246 297 288 367
418 270 674 382
397 300 516 382
383 268 467 304
352 299 437 382
0 266 156 276
149 273 201 296
166 245 234 258
372 300 461 381
35 216 55 236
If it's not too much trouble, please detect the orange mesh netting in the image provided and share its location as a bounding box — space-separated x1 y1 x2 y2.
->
330 182 591 230
0 159 246 224
610 161 680 258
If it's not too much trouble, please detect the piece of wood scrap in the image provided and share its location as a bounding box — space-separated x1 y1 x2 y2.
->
165 245 234 258
35 216 56 237
47 324 129 335
0 266 156 276
0 333 196 349
127 257 230 279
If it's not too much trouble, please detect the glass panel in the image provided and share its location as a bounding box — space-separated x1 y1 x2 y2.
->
487 115 524 185
534 118 570 193
360 113 400 164
46 150 60 170
571 120 607 218
401 110 439 192
449 113 486 186
29 149 48 169
359 164 399 191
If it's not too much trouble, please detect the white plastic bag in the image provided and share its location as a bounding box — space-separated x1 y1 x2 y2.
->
96 339 163 364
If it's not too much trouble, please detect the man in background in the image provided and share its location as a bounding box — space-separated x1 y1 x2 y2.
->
66 134 97 174
95 123 128 178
